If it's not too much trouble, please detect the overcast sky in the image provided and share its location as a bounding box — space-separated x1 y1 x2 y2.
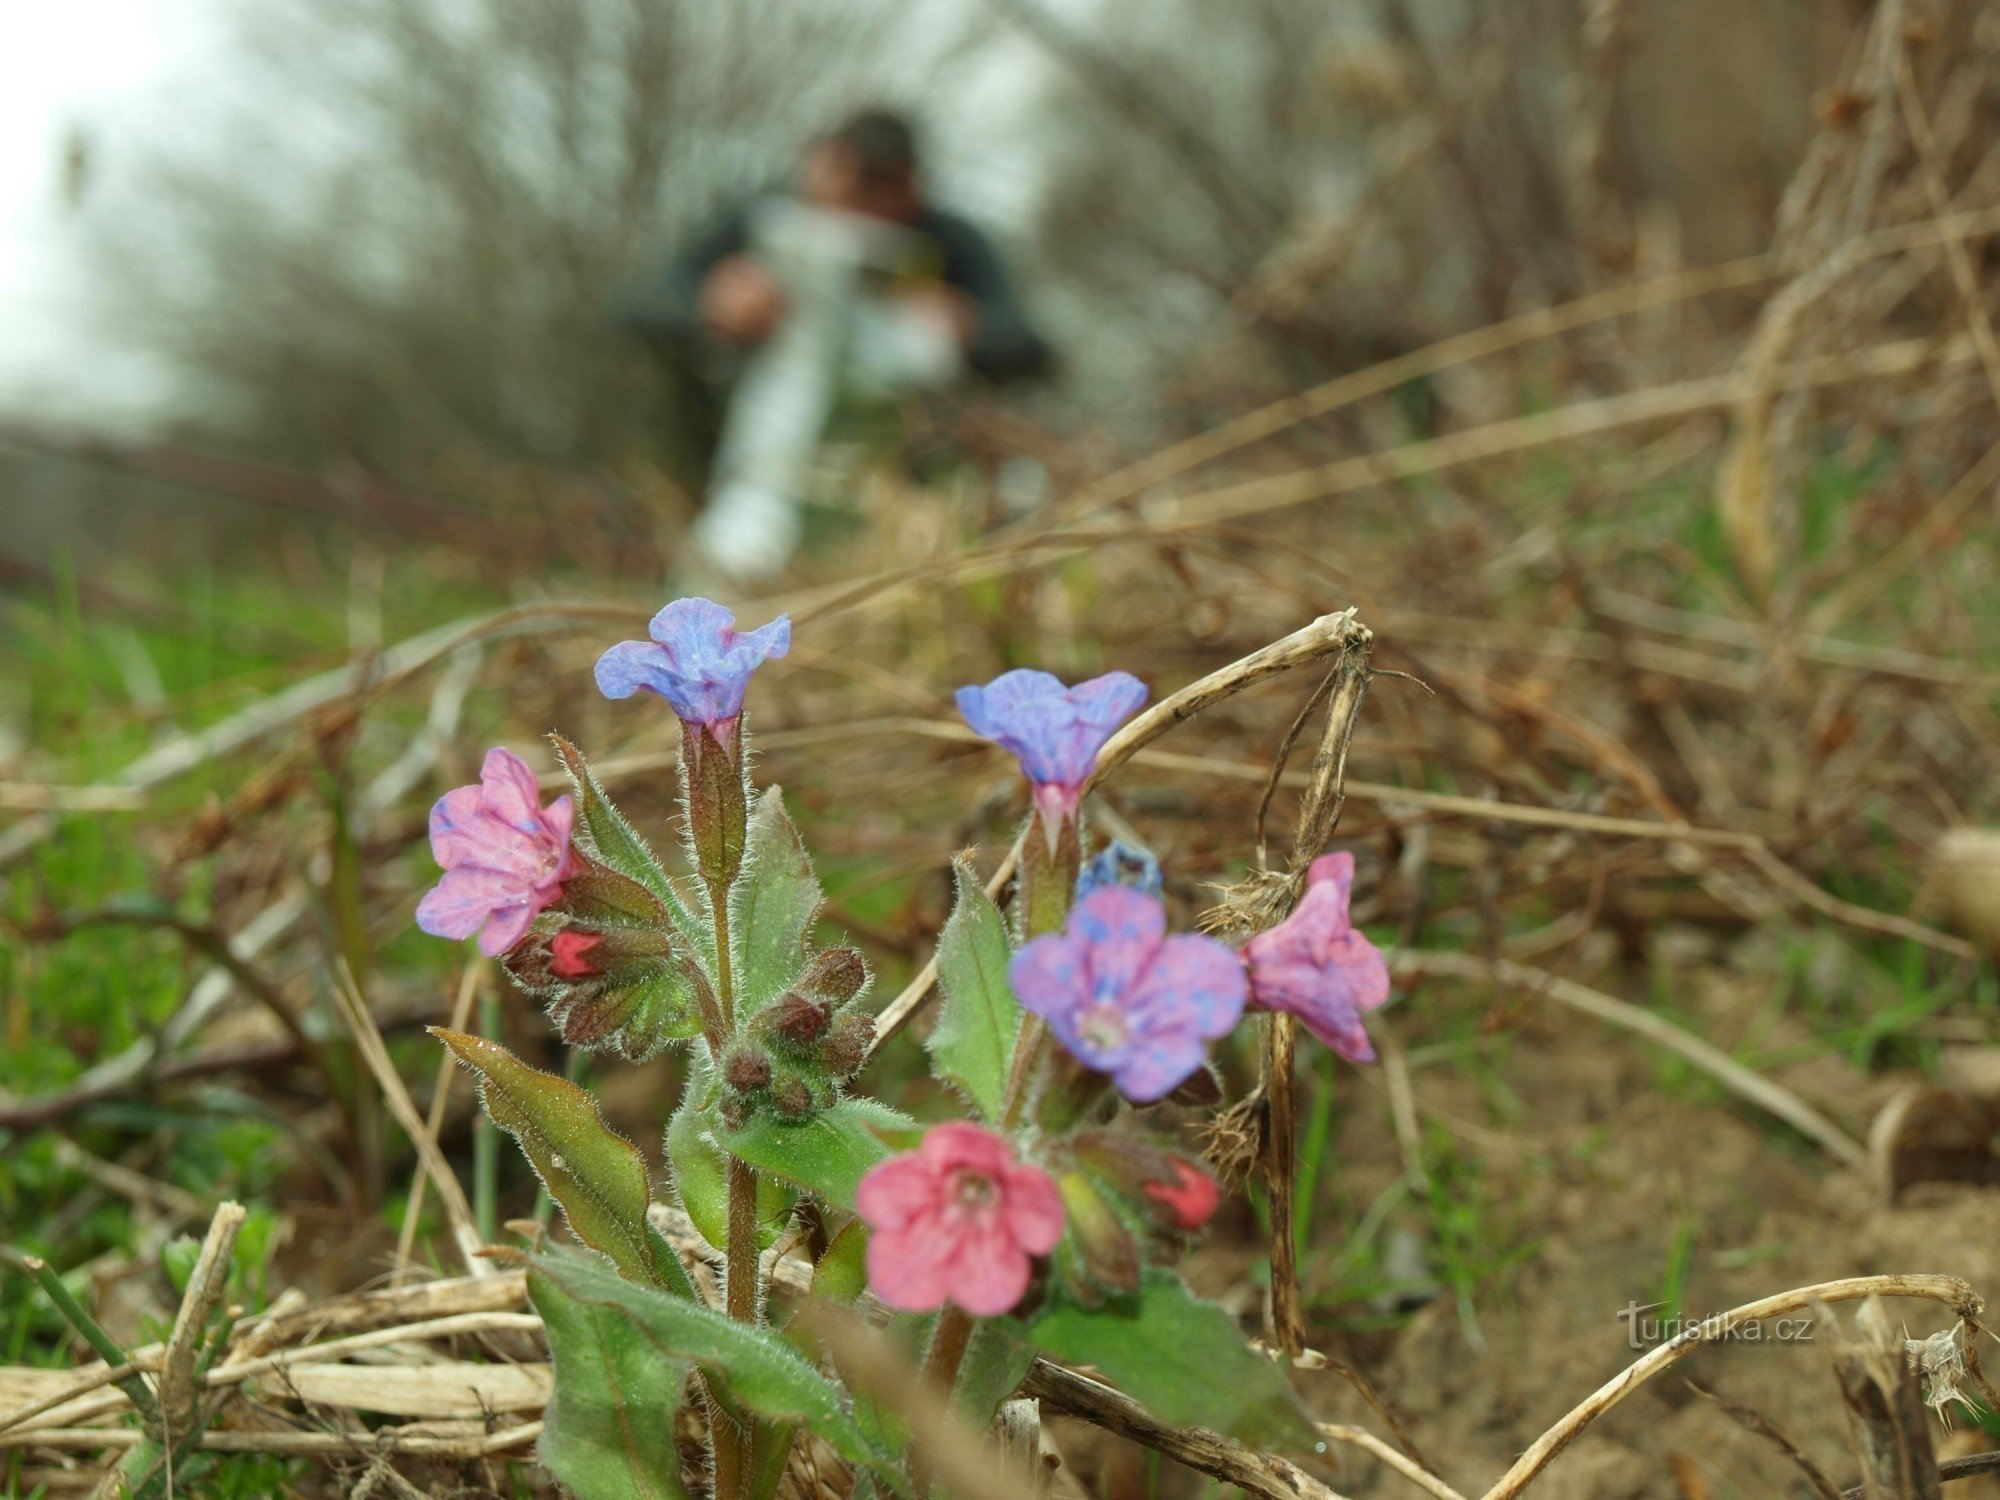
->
0 0 219 423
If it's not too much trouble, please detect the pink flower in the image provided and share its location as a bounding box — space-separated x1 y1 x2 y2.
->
856 1122 1064 1318
416 748 577 957
1244 852 1389 1062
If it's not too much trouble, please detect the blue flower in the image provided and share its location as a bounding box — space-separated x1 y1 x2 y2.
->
595 598 790 739
1010 887 1247 1102
1075 840 1163 903
955 669 1147 829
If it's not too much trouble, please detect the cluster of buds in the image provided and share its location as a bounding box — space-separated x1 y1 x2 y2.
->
718 948 876 1127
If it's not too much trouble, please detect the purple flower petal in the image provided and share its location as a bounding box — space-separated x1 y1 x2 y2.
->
1133 933 1249 1039
1011 885 1246 1103
1010 934 1089 1027
1069 887 1165 999
477 900 539 958
415 869 502 941
593 640 668 702
594 597 790 727
955 668 1147 797
1113 1033 1210 1104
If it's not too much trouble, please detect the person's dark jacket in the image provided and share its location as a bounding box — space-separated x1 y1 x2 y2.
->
624 197 1052 383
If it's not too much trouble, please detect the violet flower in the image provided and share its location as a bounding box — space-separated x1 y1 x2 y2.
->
856 1122 1065 1318
1243 851 1389 1062
1010 886 1246 1103
956 669 1147 837
416 747 576 957
594 597 790 743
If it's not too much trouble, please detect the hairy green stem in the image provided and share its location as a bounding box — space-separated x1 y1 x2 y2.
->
712 884 737 1031
709 880 758 1500
1002 808 1079 1127
726 1158 760 1325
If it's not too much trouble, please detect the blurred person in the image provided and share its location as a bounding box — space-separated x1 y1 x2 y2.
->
624 109 1050 580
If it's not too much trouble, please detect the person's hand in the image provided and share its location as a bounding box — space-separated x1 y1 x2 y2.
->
699 256 787 346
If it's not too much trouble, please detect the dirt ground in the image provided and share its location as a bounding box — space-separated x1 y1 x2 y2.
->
1047 935 2000 1500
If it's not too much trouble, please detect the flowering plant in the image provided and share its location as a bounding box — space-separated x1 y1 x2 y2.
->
417 597 1389 1498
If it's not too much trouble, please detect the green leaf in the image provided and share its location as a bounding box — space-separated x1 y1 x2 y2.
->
927 857 1019 1120
810 1219 870 1306
1025 1269 1315 1450
716 1097 914 1209
433 1029 691 1298
956 1318 1036 1429
732 788 822 1013
552 732 698 937
666 1086 796 1253
529 1253 692 1500
527 1248 884 1471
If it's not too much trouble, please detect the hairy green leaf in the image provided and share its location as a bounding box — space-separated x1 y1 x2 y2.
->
927 857 1018 1120
716 1097 914 1209
433 1029 690 1297
528 1248 884 1470
731 788 821 1014
552 733 698 936
665 1087 795 1252
810 1219 870 1306
529 1254 692 1499
1025 1269 1315 1450
957 1318 1037 1429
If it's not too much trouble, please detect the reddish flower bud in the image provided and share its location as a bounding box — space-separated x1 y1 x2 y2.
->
820 1008 875 1079
762 990 832 1048
550 929 604 979
770 1075 815 1120
1056 1170 1140 1297
1142 1159 1221 1231
723 1044 772 1093
800 947 868 1004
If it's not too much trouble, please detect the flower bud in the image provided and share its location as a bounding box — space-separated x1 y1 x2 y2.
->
505 924 699 1055
555 856 670 929
722 1043 773 1094
1141 1159 1221 1231
760 990 832 1049
1055 1170 1140 1298
681 722 748 894
800 947 868 1004
550 929 602 979
770 1075 815 1121
1071 1133 1220 1233
820 1007 875 1080
506 923 675 991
